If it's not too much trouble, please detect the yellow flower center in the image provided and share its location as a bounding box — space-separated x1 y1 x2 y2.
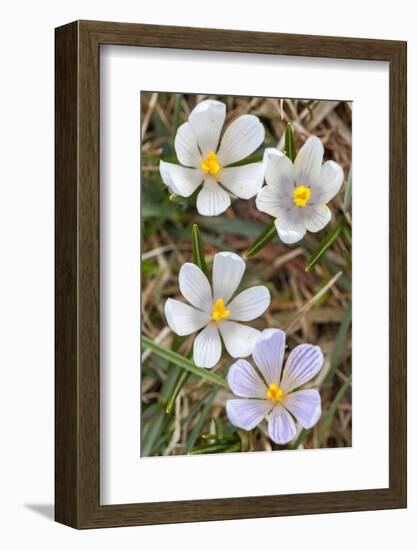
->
293 185 311 207
266 383 284 402
200 150 221 177
211 298 230 321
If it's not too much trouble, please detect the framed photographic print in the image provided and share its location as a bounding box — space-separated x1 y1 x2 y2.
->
55 20 407 528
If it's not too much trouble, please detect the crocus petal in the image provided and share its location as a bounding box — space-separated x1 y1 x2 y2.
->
174 122 201 167
212 252 246 304
227 286 270 321
284 389 321 429
227 359 267 398
311 160 344 204
159 159 176 194
217 115 265 166
276 223 306 244
294 136 324 187
252 328 286 386
165 298 210 336
159 161 202 197
255 185 282 218
226 399 273 431
188 99 226 157
280 344 324 393
263 148 294 189
304 204 332 233
274 209 306 245
218 162 264 199
219 321 260 358
193 323 222 368
178 262 213 313
196 179 231 216
268 405 296 444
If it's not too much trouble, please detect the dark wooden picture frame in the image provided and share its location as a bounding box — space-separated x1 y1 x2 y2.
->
55 20 407 529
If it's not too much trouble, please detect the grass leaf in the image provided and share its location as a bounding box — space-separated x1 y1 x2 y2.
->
244 221 277 259
141 406 166 457
305 219 343 272
187 390 218 449
343 167 352 213
142 335 229 389
318 375 352 446
285 123 296 163
165 369 190 414
324 302 352 385
192 224 208 277
188 440 241 455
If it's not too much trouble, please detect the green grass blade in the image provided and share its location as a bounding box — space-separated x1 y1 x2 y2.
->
342 221 352 247
244 221 277 259
192 224 208 277
165 369 190 414
187 390 218 449
305 219 343 272
141 406 166 457
141 335 229 389
227 153 263 168
188 440 241 455
318 375 352 446
285 123 296 163
289 428 308 450
343 167 352 213
324 302 352 385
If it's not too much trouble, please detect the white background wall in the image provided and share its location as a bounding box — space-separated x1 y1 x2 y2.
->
0 1 414 548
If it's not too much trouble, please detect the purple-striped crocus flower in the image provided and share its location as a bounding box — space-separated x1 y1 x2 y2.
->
226 328 323 445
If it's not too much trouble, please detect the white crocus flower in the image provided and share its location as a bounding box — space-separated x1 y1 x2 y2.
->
256 137 344 244
226 329 323 445
160 100 265 216
165 252 271 369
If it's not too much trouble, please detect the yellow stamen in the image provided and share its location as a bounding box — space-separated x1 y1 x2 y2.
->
293 185 311 207
200 150 221 177
211 298 230 321
266 383 284 402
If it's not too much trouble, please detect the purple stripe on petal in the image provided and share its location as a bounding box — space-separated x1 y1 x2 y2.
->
268 405 296 445
280 344 323 393
227 359 267 398
226 399 272 431
252 328 286 386
284 389 321 429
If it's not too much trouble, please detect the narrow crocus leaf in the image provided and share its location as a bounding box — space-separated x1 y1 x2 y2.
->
317 374 352 446
227 153 263 168
214 417 224 439
202 433 236 442
192 224 208 277
141 406 167 457
187 390 218 449
165 345 192 414
305 218 343 272
289 428 308 450
188 440 241 455
324 302 352 385
165 369 190 414
343 166 352 213
285 122 296 163
141 335 229 389
244 221 277 259
342 220 352 247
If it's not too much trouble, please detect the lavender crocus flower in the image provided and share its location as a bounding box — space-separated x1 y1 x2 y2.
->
226 328 323 445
